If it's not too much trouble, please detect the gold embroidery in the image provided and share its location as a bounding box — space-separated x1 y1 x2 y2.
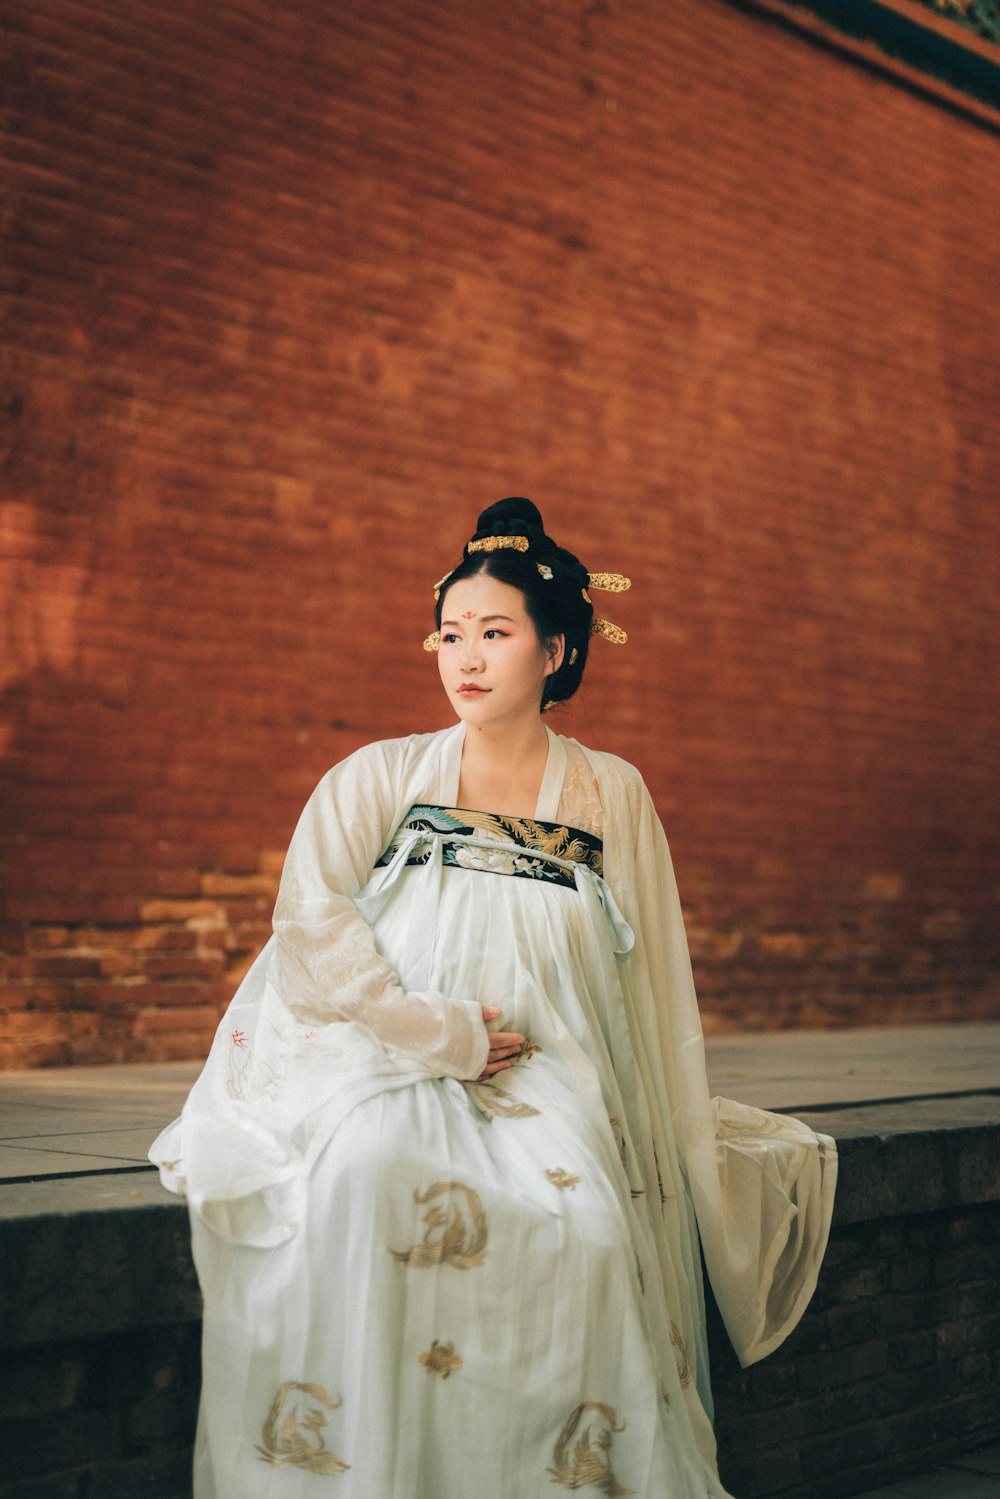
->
608 1117 645 1198
670 1322 692 1388
464 1081 541 1121
389 1181 489 1269
559 750 604 839
419 1339 463 1379
546 1168 580 1191
256 1382 349 1474
455 809 602 873
547 1402 635 1495
652 1146 673 1203
609 1117 626 1167
517 1037 542 1061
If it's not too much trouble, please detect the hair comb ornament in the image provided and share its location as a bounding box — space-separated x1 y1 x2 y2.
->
466 535 530 555
432 571 454 602
423 631 440 652
588 572 631 593
591 617 628 645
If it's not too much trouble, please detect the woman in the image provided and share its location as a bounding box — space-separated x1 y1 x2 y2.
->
151 497 836 1499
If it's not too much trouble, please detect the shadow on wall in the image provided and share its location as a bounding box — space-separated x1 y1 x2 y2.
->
0 499 280 1069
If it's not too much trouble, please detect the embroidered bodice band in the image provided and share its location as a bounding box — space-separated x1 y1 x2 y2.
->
374 804 604 888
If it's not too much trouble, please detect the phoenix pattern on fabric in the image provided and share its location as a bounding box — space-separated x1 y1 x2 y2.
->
256 1382 349 1474
547 1402 635 1495
375 804 604 886
389 1181 489 1269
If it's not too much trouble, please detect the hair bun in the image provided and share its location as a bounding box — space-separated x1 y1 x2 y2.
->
475 496 545 537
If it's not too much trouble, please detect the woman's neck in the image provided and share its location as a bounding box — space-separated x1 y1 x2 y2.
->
456 719 551 818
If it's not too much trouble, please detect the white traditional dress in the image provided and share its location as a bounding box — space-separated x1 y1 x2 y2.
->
150 726 836 1499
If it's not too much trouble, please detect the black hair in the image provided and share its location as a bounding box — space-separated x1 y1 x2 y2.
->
434 497 593 709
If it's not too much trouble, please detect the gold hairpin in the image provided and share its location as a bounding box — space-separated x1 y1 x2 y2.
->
536 563 553 580
569 647 578 666
581 587 592 604
591 617 627 645
467 535 529 554
423 631 440 652
432 570 454 602
588 572 631 593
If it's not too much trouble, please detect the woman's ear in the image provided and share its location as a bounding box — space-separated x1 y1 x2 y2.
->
546 634 566 675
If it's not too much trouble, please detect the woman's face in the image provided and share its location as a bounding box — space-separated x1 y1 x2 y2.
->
437 573 564 730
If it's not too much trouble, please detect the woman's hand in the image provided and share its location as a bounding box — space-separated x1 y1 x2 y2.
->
477 1006 526 1080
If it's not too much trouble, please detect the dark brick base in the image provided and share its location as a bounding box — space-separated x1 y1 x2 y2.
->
713 1202 1000 1499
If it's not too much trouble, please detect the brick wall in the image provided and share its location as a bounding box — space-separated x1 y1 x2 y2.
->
2 0 998 1066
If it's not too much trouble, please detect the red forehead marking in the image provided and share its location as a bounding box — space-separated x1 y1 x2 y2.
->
461 611 476 619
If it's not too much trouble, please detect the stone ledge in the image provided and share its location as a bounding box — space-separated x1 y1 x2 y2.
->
794 1094 1000 1225
1 1095 997 1349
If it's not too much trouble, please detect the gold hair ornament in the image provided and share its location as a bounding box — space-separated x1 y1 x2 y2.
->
467 535 529 554
591 617 628 645
432 570 454 602
569 647 578 666
423 631 440 652
581 587 592 604
588 572 631 593
536 563 553 580
542 699 558 713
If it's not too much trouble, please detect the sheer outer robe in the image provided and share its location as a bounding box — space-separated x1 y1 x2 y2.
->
153 725 835 1371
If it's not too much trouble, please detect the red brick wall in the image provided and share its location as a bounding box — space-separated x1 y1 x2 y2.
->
2 0 998 1067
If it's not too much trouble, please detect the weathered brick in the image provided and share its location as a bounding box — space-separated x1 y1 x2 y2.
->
0 1408 121 1481
935 1316 999 1361
887 1329 936 1372
82 1448 193 1499
0 0 998 1067
799 1418 894 1478
797 1340 888 1393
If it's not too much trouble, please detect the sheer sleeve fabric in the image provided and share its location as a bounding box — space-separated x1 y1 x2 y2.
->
577 742 837 1368
148 728 488 1245
271 737 488 1081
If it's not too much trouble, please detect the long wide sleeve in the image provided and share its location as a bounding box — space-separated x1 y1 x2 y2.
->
270 738 488 1081
149 728 488 1246
583 743 837 1369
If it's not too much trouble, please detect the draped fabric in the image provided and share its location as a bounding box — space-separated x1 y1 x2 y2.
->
150 725 836 1497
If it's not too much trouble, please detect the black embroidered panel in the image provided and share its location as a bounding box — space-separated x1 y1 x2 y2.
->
374 805 604 889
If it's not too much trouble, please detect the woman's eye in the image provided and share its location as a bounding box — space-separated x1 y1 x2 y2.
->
442 632 459 645
484 629 507 640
